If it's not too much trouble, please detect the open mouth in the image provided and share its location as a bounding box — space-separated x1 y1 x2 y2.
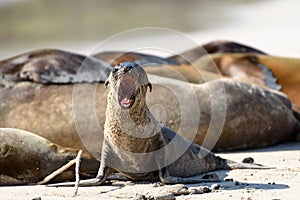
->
118 76 136 109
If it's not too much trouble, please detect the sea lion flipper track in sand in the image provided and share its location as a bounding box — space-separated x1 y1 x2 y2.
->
49 62 269 187
0 49 112 85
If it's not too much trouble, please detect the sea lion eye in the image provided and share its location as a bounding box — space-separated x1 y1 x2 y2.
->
104 79 109 88
148 83 152 92
113 65 121 73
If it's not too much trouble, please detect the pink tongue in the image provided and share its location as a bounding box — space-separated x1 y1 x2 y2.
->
121 98 132 107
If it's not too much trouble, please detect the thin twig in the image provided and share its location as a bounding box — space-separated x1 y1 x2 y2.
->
37 160 76 185
37 150 83 185
74 150 83 196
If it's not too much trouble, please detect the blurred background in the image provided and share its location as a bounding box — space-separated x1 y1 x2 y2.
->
0 0 299 59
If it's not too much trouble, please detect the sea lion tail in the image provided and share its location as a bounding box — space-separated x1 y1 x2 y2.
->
223 159 273 170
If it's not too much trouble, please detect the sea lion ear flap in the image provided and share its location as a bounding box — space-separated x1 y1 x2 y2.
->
104 79 109 88
148 82 152 92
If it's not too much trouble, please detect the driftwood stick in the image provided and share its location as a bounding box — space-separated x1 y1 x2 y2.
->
37 150 82 185
74 150 83 196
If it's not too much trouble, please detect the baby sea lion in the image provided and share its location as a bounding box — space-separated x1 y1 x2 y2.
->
0 128 99 185
50 62 268 187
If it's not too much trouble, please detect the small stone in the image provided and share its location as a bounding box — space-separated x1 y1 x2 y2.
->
189 188 204 195
202 172 220 181
234 181 240 186
152 193 175 200
125 181 135 186
211 183 220 190
133 193 146 200
152 182 164 187
31 198 41 200
225 178 233 182
242 157 254 164
199 186 212 193
272 182 276 185
167 184 189 195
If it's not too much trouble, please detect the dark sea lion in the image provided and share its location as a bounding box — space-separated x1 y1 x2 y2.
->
169 40 267 64
92 51 180 67
51 62 268 187
0 49 112 85
0 49 111 156
0 128 99 186
0 50 299 155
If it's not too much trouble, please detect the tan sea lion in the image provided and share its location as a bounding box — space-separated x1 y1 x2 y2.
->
0 49 299 156
92 41 279 88
0 128 99 185
51 62 268 187
200 53 300 107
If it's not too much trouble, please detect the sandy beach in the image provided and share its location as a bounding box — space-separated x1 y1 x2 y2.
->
1 0 300 199
0 142 299 200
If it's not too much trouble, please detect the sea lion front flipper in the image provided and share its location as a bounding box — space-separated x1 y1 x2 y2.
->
47 166 112 187
48 140 114 187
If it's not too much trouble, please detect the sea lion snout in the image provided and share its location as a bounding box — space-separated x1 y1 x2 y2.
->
106 62 152 109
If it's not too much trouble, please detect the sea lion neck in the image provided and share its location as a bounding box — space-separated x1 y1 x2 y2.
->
104 88 162 153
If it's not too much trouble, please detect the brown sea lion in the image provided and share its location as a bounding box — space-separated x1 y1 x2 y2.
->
0 128 99 185
165 40 300 106
92 41 278 88
169 40 267 64
0 49 299 156
201 53 300 107
51 62 268 187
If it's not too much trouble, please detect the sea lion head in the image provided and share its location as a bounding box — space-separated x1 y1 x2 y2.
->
105 62 152 110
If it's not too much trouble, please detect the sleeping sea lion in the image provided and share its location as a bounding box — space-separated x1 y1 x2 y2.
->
0 128 99 185
0 49 299 156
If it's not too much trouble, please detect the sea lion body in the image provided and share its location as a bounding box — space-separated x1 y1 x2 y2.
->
0 128 99 185
0 48 299 155
1 75 297 155
51 62 267 187
149 76 299 151
0 49 298 153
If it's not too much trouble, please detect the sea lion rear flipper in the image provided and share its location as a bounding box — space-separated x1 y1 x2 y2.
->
212 54 282 90
158 167 221 184
224 159 274 170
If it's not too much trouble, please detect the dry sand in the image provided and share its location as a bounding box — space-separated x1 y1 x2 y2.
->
1 142 299 200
